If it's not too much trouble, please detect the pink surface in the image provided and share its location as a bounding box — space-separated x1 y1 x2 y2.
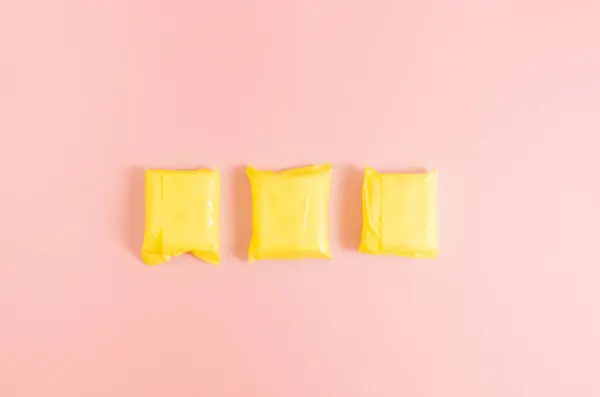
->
1 1 599 396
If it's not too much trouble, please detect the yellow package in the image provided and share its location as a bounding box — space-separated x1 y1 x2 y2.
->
247 164 332 262
360 167 438 258
142 169 220 265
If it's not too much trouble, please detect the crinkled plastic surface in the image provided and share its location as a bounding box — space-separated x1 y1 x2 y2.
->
247 164 332 262
360 167 438 258
142 169 220 265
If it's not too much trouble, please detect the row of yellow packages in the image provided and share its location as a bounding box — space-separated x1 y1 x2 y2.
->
142 165 438 265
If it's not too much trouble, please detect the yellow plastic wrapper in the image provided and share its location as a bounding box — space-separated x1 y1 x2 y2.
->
360 167 438 258
142 169 220 265
247 164 332 262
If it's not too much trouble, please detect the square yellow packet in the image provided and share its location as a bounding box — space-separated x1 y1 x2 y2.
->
360 167 438 258
142 169 220 265
247 164 332 262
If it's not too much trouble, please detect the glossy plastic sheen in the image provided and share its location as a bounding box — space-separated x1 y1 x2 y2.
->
360 167 438 258
247 164 332 262
142 169 220 265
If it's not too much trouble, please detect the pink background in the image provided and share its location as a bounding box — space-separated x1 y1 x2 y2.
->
1 1 599 396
